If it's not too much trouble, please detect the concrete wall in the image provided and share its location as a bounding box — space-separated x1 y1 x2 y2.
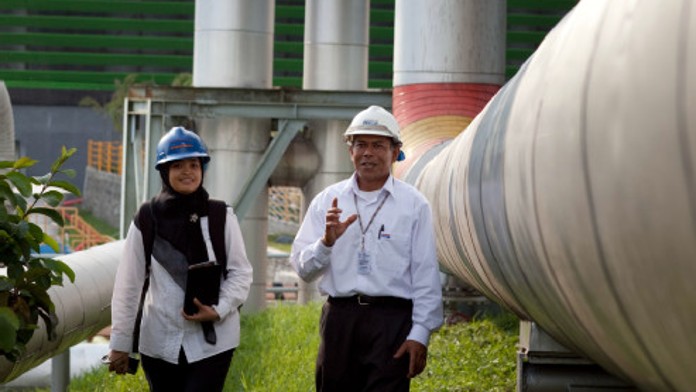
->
81 166 121 228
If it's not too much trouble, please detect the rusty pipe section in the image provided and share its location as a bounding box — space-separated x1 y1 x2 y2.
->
0 241 123 383
415 1 696 390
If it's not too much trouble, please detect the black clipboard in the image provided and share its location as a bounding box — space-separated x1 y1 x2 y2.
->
184 261 221 315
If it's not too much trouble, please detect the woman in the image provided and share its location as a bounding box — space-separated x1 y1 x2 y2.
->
107 127 253 392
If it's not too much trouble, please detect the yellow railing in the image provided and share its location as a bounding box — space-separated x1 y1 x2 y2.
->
32 207 113 253
57 207 114 251
87 140 122 175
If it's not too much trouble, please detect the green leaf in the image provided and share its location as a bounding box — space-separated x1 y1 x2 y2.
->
59 169 77 179
62 146 77 159
33 173 52 185
13 195 27 216
40 190 65 207
37 307 58 341
0 182 19 207
42 233 60 253
27 287 53 314
47 180 80 197
12 157 37 170
24 267 50 287
27 222 44 243
50 147 77 173
0 161 14 169
7 262 25 281
42 258 75 283
6 172 33 197
0 307 19 352
0 278 14 292
27 207 64 227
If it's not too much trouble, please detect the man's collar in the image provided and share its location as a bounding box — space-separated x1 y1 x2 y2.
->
344 172 396 199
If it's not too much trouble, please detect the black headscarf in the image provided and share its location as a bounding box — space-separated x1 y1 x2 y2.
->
150 161 210 265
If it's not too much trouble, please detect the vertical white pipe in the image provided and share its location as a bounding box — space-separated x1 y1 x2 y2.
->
0 81 15 161
300 0 370 303
193 0 275 311
394 0 506 86
303 0 369 89
392 0 506 182
194 1 274 87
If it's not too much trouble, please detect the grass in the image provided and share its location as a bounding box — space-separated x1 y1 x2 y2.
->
76 208 119 238
39 301 517 391
267 234 293 253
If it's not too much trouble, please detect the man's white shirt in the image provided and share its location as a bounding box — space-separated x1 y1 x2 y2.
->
291 173 444 346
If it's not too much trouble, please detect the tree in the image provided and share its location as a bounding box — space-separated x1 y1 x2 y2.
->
0 147 80 362
79 72 193 132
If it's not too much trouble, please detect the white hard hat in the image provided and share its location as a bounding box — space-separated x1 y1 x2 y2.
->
344 105 402 145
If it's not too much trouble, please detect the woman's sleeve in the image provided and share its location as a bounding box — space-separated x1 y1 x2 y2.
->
214 207 253 320
109 221 147 353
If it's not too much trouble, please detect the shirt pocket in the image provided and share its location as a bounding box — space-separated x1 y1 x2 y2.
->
375 231 411 276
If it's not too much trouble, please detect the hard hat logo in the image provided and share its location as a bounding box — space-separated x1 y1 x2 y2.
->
170 142 194 151
344 105 403 146
155 127 210 171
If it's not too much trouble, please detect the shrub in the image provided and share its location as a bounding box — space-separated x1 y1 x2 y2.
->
0 147 80 361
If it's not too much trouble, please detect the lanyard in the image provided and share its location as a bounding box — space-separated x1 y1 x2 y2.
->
353 192 388 251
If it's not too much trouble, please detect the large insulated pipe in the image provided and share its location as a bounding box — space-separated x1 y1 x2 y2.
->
0 241 123 383
415 0 696 390
0 81 14 161
193 0 275 311
299 0 370 302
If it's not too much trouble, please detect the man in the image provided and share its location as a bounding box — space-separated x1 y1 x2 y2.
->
290 105 444 392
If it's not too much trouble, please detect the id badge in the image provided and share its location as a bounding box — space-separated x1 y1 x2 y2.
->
357 250 371 275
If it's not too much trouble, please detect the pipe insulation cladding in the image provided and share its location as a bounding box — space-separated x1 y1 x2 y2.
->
0 241 123 383
416 0 696 390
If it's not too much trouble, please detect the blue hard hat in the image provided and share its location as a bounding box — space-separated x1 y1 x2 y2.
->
155 127 210 170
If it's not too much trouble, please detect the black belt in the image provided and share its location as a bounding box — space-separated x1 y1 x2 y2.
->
328 294 412 309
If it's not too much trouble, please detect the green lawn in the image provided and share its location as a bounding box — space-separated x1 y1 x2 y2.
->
66 212 518 391
54 301 517 392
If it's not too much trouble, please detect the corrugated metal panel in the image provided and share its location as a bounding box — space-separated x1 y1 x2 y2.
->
0 0 577 91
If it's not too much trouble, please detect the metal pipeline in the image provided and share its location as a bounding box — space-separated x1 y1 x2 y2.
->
411 0 696 390
0 241 123 383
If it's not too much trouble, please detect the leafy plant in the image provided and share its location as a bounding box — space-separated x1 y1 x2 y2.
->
79 74 148 133
0 147 80 362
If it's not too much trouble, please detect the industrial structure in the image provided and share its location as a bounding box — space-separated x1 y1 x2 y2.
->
3 0 695 391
